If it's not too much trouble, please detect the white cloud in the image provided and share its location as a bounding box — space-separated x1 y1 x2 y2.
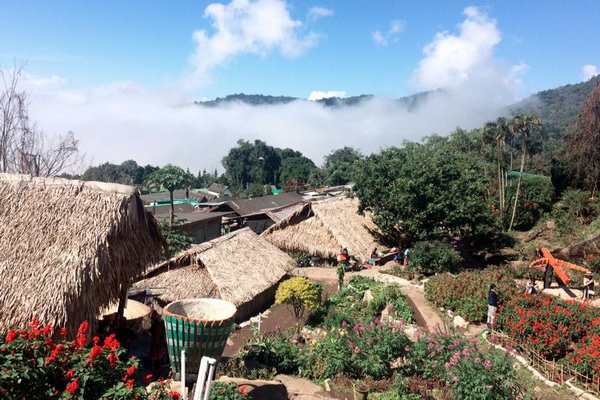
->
412 6 501 90
186 0 320 88
307 6 333 22
372 31 386 46
16 7 520 175
308 90 347 101
372 19 406 46
583 64 599 80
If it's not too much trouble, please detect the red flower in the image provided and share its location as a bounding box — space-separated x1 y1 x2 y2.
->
4 330 17 344
145 374 153 383
168 392 181 399
65 378 79 394
65 369 74 380
108 351 119 367
124 379 135 389
60 327 68 336
124 365 137 377
88 345 102 361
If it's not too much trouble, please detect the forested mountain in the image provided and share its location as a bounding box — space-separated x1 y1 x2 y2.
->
511 75 600 139
195 76 600 140
195 93 375 107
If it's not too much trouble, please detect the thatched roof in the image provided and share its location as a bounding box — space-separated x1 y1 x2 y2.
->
0 173 165 334
135 227 294 307
261 197 382 260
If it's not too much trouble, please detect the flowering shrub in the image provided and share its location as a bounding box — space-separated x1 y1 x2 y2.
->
301 320 410 381
425 268 519 323
403 329 520 399
0 318 180 399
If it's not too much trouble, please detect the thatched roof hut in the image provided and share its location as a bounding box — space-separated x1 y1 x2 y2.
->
135 227 294 322
261 196 382 260
0 173 164 334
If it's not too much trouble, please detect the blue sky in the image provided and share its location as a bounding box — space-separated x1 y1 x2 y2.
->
1 0 599 172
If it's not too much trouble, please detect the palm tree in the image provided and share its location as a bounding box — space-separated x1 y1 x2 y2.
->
484 117 513 228
145 165 196 227
507 114 543 231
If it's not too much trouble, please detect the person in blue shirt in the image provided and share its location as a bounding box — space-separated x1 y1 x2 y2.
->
487 284 498 330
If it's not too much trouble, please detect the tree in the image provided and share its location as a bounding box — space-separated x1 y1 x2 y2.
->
275 277 322 329
507 114 543 230
1 65 82 176
323 147 363 185
279 155 317 188
354 137 494 245
484 117 513 227
144 165 196 227
564 82 600 195
222 139 281 189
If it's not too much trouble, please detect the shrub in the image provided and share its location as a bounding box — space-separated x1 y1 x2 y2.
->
409 241 462 276
504 175 554 230
0 319 180 399
301 321 410 381
404 329 520 399
275 277 322 322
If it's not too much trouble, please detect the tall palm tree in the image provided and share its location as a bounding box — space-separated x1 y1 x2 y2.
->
484 117 513 228
508 114 543 231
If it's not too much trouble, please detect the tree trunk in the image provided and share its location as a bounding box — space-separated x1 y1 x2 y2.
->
169 190 174 228
497 145 504 226
509 146 526 231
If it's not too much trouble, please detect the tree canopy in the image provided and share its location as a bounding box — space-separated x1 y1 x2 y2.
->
354 135 494 244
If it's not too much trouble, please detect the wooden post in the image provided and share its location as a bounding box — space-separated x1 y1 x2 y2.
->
117 285 128 319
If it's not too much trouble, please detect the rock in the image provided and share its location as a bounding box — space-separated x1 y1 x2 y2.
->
453 315 469 329
362 289 374 303
218 376 288 400
547 220 556 230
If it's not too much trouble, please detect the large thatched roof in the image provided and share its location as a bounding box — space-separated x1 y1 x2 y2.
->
261 197 382 260
0 174 164 334
135 227 294 307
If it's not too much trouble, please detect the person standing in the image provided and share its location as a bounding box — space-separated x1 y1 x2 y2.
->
487 284 498 330
583 273 595 302
524 278 539 295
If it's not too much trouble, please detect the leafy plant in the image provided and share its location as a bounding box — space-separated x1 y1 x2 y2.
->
209 382 249 399
409 241 462 276
159 217 194 258
275 277 322 324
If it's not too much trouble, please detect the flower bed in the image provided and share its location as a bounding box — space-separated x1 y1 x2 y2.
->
425 267 600 384
0 318 180 399
496 292 600 376
228 276 413 383
424 267 520 323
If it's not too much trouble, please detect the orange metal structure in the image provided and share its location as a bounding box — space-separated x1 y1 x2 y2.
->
530 248 591 286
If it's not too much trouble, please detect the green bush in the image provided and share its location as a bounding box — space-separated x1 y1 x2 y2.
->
504 175 554 230
409 241 462 276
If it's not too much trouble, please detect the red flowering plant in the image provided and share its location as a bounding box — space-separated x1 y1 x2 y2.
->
496 292 600 376
425 267 520 323
0 318 178 399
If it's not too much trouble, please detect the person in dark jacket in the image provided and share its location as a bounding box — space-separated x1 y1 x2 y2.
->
487 284 498 330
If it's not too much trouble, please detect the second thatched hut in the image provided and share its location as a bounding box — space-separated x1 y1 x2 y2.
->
135 227 295 322
261 196 383 261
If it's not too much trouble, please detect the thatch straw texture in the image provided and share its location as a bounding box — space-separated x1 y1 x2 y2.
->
261 197 381 260
0 173 164 334
135 227 294 321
